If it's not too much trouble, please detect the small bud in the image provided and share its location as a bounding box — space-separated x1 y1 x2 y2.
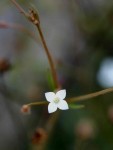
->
21 105 31 114
32 128 47 145
28 8 40 25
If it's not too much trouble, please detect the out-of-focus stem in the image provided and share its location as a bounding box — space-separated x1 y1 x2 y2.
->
0 21 38 43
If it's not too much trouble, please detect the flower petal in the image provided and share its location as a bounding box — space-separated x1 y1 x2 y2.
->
57 100 69 110
48 102 57 113
45 92 55 102
56 89 66 100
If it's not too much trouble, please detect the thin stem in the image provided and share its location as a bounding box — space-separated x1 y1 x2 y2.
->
68 87 113 102
27 101 47 106
36 24 60 89
26 87 113 107
11 0 27 16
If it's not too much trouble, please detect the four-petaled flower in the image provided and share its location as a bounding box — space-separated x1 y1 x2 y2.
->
45 89 69 113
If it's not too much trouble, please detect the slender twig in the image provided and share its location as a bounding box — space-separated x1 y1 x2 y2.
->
11 0 27 16
27 101 47 106
39 111 60 150
68 87 113 103
36 24 60 89
26 87 113 107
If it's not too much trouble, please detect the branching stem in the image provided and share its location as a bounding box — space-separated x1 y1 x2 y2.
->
11 0 60 90
26 87 113 107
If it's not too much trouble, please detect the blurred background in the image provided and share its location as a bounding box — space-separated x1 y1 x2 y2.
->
0 0 113 149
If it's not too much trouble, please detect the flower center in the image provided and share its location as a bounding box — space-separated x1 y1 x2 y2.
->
53 97 60 104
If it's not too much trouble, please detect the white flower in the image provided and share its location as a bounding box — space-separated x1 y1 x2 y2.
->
45 89 69 113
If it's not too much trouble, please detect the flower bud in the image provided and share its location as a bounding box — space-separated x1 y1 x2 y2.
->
28 8 40 25
21 105 31 114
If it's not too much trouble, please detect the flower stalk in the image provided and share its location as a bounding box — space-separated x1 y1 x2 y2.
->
25 86 113 107
35 24 60 89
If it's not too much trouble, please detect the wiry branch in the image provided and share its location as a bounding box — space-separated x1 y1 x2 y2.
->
11 0 27 16
26 87 113 107
68 87 113 102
